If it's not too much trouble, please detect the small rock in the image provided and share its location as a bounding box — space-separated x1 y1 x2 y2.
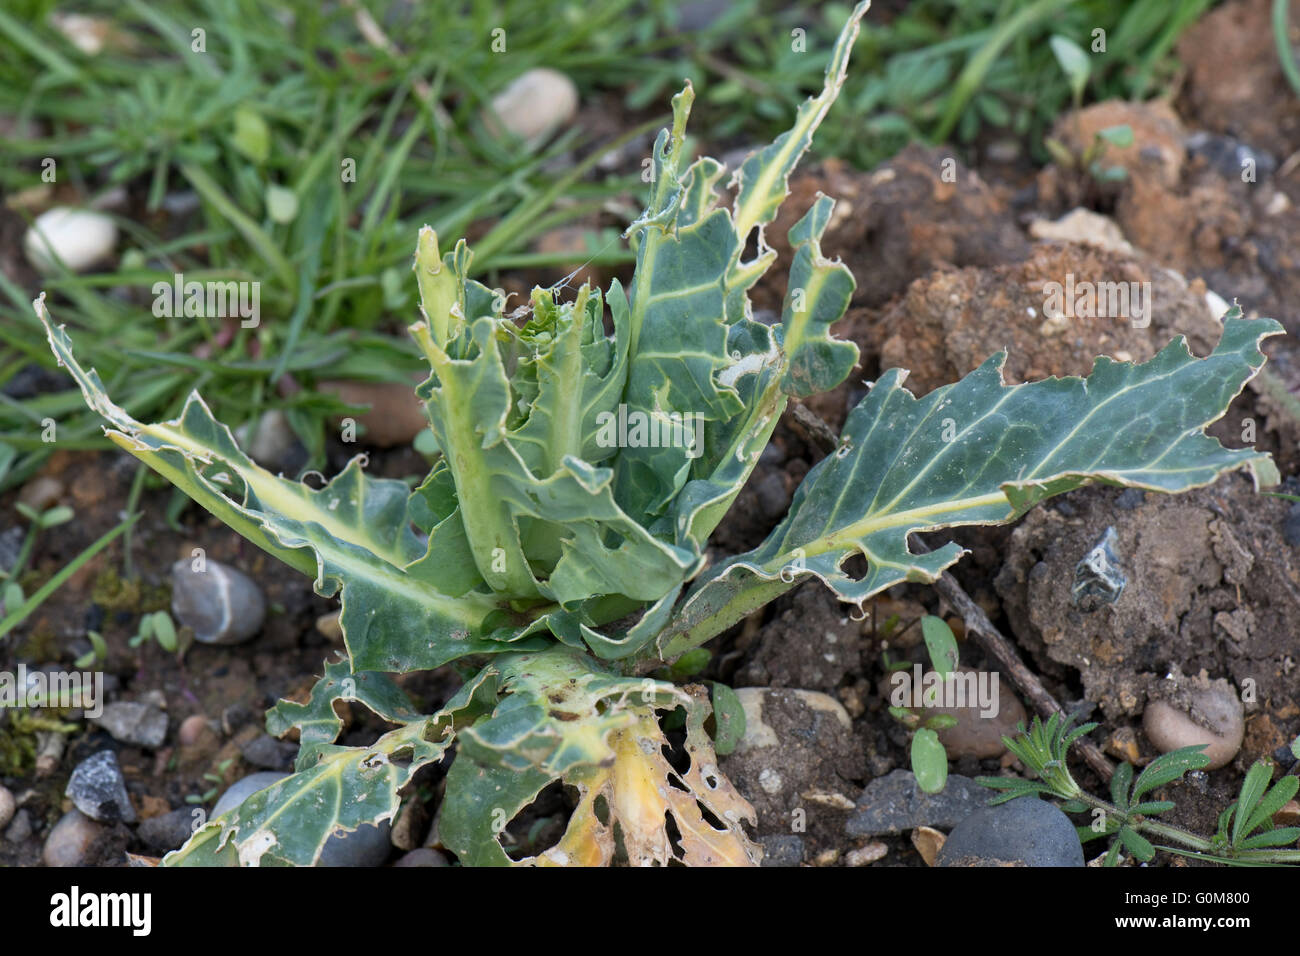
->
24 207 118 273
393 848 449 867
92 700 168 749
754 471 791 522
137 807 198 852
1072 525 1126 612
846 769 987 837
1185 131 1277 181
0 785 14 830
883 667 1027 759
937 797 1084 867
1029 208 1134 255
1275 800 1300 827
178 714 211 747
758 834 804 867
1143 671 1244 770
43 809 105 866
171 558 267 644
214 772 392 866
242 409 301 473
484 68 578 145
240 734 296 771
318 380 429 448
66 750 136 823
844 841 888 866
1284 503 1300 549
315 610 344 642
911 825 946 866
5 808 32 844
0 526 23 575
17 476 64 514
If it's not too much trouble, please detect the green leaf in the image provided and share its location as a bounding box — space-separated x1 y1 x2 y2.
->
912 727 948 794
1110 760 1133 811
1096 124 1134 148
708 680 746 756
166 664 499 867
1241 771 1298 839
1233 761 1276 847
920 615 958 676
1049 34 1090 101
152 611 177 653
37 305 529 674
669 311 1280 632
231 106 270 164
1118 825 1155 862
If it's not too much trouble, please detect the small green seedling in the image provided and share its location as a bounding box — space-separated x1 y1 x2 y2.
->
886 615 965 793
980 715 1300 866
128 610 178 653
73 630 108 669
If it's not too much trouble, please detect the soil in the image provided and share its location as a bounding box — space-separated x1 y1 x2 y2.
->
6 0 1300 868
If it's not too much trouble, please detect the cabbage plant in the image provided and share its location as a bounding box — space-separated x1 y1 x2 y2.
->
36 1 1282 866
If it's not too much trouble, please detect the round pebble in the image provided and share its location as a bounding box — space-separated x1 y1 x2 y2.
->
43 809 104 867
24 207 118 273
393 848 450 867
0 785 14 830
178 714 211 747
484 68 578 144
171 558 267 644
18 476 64 514
1143 678 1244 771
938 798 1084 867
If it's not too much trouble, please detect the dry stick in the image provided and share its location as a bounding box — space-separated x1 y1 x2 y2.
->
790 401 1115 782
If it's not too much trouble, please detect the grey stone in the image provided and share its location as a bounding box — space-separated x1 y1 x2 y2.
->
137 807 198 852
241 734 296 770
393 848 450 867
937 797 1084 867
92 701 168 749
43 809 104 866
0 526 23 576
0 784 13 830
759 834 805 867
846 769 987 837
171 558 266 644
214 772 391 866
5 808 32 844
66 750 136 823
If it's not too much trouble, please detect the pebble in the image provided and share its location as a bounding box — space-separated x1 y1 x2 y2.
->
137 807 198 852
937 797 1084 867
846 769 987 837
171 558 267 644
214 772 392 867
484 68 578 145
5 808 32 844
754 471 792 522
17 476 64 514
911 825 945 865
843 842 888 866
23 207 119 273
66 750 136 823
1284 503 1300 549
758 834 804 867
885 667 1028 759
178 714 211 747
318 380 429 448
242 409 300 473
1143 675 1244 770
42 809 105 866
1028 208 1134 255
92 701 169 749
0 526 23 575
0 785 14 830
240 734 296 771
315 610 344 642
393 848 450 867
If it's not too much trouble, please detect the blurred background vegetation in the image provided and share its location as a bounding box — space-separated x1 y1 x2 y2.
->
0 0 1214 497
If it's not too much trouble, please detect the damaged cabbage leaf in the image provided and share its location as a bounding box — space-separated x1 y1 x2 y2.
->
438 648 758 866
653 309 1282 663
